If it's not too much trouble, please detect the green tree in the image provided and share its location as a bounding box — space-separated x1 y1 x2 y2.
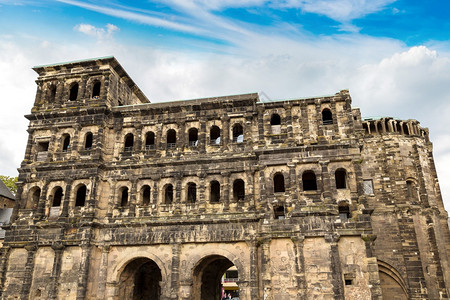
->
0 175 18 195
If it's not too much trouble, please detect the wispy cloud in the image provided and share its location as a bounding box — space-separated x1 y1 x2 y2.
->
57 0 204 34
74 23 119 40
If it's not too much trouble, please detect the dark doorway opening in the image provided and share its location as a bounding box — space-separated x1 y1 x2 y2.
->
118 258 162 300
193 256 238 300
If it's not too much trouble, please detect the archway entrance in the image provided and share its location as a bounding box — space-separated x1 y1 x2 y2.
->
193 255 239 300
118 258 162 300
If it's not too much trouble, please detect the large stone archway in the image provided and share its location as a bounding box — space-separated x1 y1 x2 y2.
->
192 255 237 300
118 257 162 300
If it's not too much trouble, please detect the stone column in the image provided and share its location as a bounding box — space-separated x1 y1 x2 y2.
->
169 243 181 300
284 104 294 141
259 237 272 299
288 163 298 203
36 182 49 219
291 236 306 298
76 243 92 300
361 234 383 300
79 75 88 100
222 116 230 146
0 246 11 297
222 172 230 211
20 243 38 299
198 173 206 213
325 234 344 300
320 160 332 202
97 245 110 298
257 106 265 145
247 239 259 299
60 179 73 218
106 180 116 218
199 118 207 154
128 179 137 217
48 242 65 300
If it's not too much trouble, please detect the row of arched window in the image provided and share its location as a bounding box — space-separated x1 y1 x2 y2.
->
47 80 101 103
26 169 348 210
362 118 427 138
58 132 93 152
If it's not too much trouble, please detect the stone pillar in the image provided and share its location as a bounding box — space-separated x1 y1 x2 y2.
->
198 173 206 212
288 163 298 203
247 239 259 299
325 234 344 300
320 160 332 202
128 179 137 217
259 237 272 299
361 234 383 300
106 180 116 218
284 104 294 141
97 245 110 298
291 236 306 298
222 116 230 146
76 243 92 300
222 172 230 211
257 106 265 145
36 182 49 219
20 243 38 299
60 179 73 218
48 242 65 300
199 118 207 154
0 246 11 297
170 243 181 300
79 75 88 100
246 170 255 209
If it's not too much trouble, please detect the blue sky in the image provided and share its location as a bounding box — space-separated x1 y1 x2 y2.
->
1 0 450 209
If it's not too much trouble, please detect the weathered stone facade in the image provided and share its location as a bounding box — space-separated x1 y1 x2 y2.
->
1 56 449 299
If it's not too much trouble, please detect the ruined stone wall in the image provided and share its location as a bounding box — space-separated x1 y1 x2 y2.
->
1 57 449 300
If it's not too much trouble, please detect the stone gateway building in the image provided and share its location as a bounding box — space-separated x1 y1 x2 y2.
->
1 56 449 300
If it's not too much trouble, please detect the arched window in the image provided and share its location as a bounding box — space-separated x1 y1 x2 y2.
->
302 171 317 191
145 132 155 150
69 83 78 101
187 183 197 203
232 124 244 143
27 187 41 209
52 187 63 207
338 201 351 221
120 187 129 207
75 185 87 207
322 108 333 125
188 128 198 147
335 168 347 189
210 126 220 145
49 85 57 102
62 134 70 152
271 114 281 135
273 173 285 193
233 179 245 201
124 133 134 151
167 129 176 149
165 184 173 204
210 181 220 203
402 123 409 135
84 132 93 150
141 185 151 206
270 114 281 125
92 81 101 98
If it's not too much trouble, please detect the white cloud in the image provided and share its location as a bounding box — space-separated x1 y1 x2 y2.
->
74 23 119 40
276 0 396 22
